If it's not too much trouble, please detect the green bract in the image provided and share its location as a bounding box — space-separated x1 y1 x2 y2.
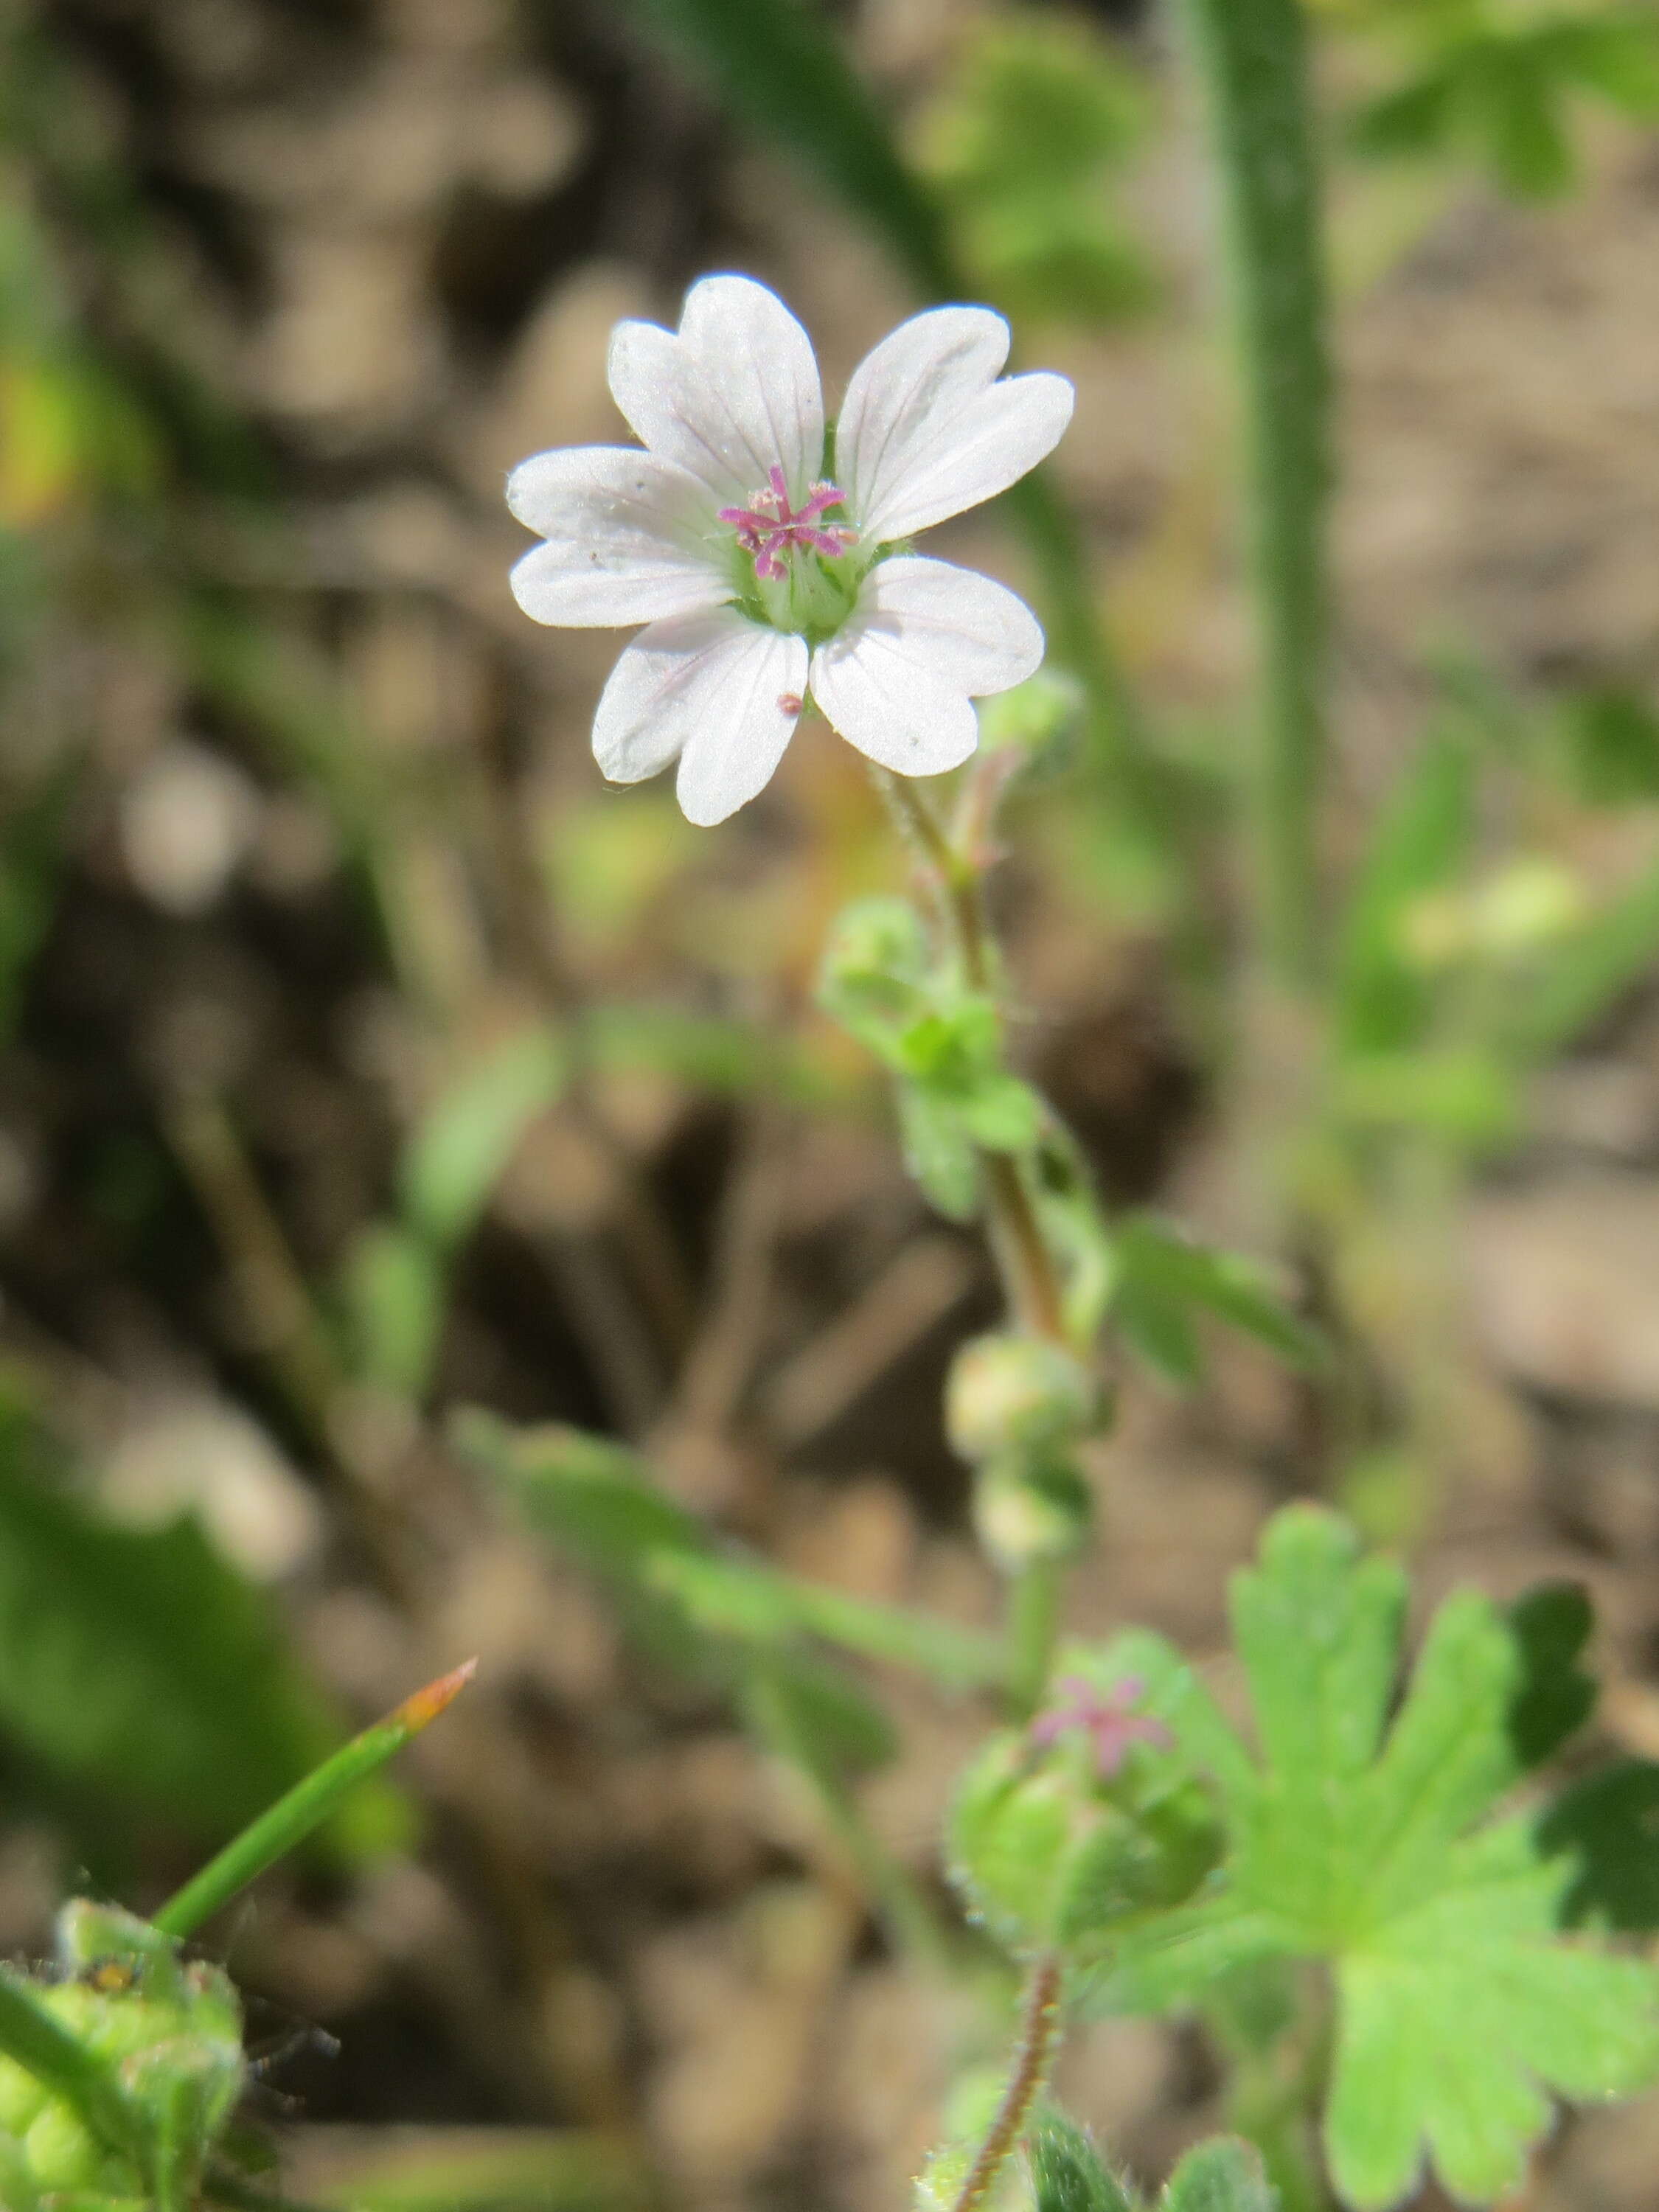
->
1087 1507 1659 2210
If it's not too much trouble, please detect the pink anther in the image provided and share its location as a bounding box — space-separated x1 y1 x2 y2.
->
720 465 858 580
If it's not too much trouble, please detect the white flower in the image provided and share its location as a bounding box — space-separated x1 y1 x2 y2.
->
506 274 1074 826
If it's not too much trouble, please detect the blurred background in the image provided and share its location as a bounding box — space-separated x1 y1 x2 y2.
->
4 0 1659 2204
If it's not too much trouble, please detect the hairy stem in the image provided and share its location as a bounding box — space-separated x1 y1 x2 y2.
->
874 768 1075 1716
946 1952 1065 2212
874 769 1067 1346
1178 0 1330 986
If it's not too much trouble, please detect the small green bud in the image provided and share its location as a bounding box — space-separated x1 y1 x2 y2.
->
949 1692 1220 1955
973 1455 1093 1572
947 1333 1099 1462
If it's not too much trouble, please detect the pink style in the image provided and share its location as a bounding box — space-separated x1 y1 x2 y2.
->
720 465 858 580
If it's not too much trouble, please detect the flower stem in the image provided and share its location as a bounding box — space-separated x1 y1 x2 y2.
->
872 768 1077 1717
1006 1557 1062 1723
873 769 1068 1348
945 1952 1064 2212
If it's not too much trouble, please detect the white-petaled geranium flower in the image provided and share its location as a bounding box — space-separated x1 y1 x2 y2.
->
505 274 1074 826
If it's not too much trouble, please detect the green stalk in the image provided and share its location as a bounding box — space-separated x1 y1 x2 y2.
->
1178 0 1331 985
1006 1559 1062 1724
153 1662 476 1939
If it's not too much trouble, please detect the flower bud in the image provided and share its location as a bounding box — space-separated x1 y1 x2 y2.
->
948 1679 1220 1954
947 1332 1099 1463
973 1454 1093 1572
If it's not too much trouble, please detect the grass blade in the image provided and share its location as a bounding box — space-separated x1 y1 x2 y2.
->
153 1663 477 1940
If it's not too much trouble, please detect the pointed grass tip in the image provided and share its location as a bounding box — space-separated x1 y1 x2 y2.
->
392 1657 479 1736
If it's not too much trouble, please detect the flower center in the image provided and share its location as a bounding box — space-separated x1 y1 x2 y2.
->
720 465 858 581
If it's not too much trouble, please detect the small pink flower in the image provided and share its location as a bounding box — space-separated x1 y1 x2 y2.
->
1031 1674 1174 1779
505 274 1074 825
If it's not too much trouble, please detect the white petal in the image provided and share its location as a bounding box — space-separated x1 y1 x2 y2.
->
810 559 1028 778
838 301 1074 542
671 619 809 826
591 605 807 821
855 555 1045 694
608 275 824 509
837 306 1010 532
507 446 727 626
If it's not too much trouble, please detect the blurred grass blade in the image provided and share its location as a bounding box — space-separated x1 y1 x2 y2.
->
619 0 951 293
153 1662 476 1939
1175 0 1330 981
459 1409 1001 1689
1334 734 1472 1056
646 1549 1004 1688
400 1028 568 1251
289 2125 651 2212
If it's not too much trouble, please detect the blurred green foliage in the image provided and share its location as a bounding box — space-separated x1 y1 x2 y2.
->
913 18 1158 327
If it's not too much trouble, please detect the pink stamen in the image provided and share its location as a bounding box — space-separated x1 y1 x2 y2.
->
1030 1674 1173 1780
720 469 858 581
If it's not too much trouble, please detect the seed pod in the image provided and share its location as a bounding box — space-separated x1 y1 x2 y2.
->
973 1454 1093 1571
947 1333 1099 1463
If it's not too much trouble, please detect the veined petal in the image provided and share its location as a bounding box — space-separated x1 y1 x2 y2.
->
591 605 807 824
609 275 824 509
855 554 1045 694
845 354 1079 549
672 619 810 826
810 556 1036 778
507 446 728 627
837 306 1011 534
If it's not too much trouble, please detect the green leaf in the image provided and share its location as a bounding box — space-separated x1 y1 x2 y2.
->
1108 1221 1324 1387
0 1418 400 1854
456 1411 911 1773
1085 1506 1659 2209
399 1026 567 1251
898 1083 982 1222
1333 735 1472 1057
1160 2139 1277 2212
1028 2108 1138 2212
